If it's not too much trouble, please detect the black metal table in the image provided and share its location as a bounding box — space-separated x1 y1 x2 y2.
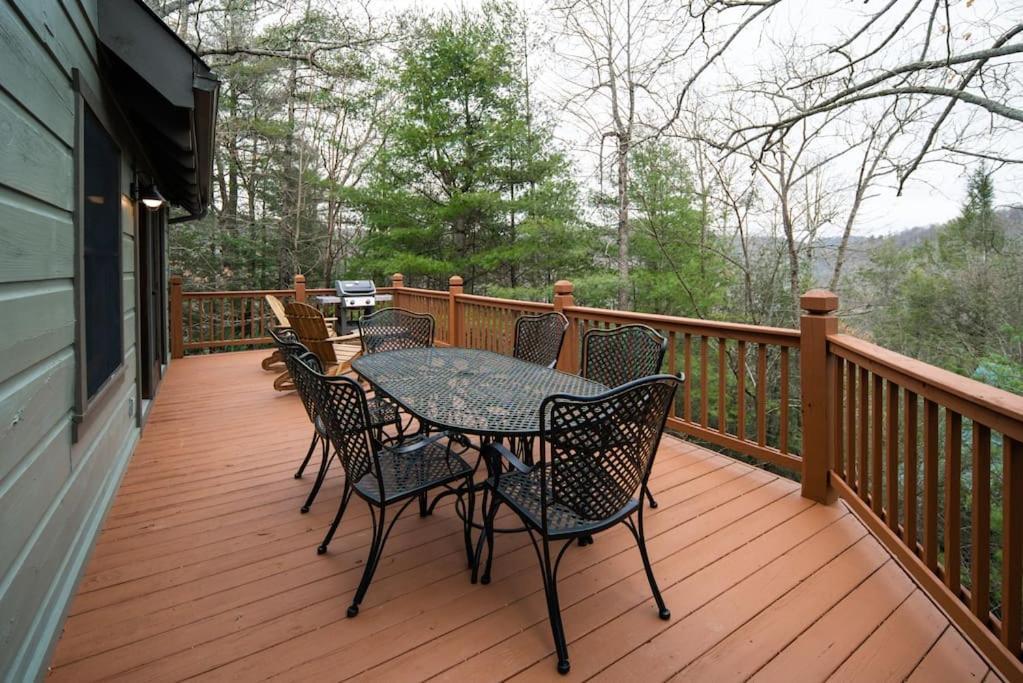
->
351 347 608 438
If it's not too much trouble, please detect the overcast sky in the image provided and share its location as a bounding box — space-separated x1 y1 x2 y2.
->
377 0 1022 236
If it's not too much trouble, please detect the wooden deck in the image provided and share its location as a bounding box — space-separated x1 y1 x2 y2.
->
47 350 998 682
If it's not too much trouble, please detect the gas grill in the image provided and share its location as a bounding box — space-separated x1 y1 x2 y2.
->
334 279 378 335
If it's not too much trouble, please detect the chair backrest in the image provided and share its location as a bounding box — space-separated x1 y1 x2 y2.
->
285 301 338 365
513 312 569 368
289 352 379 492
359 307 435 354
266 294 290 327
268 325 298 348
284 347 323 424
540 374 680 525
581 324 667 388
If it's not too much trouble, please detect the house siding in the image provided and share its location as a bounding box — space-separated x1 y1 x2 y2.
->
0 0 147 679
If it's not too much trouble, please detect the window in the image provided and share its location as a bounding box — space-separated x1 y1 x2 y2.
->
81 107 123 399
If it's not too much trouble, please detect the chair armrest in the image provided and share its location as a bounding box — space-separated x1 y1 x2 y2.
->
326 332 360 343
481 442 531 473
389 432 447 454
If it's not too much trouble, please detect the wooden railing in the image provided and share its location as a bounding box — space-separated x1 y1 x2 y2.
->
826 332 1023 676
169 274 335 357
168 271 1023 676
562 304 801 472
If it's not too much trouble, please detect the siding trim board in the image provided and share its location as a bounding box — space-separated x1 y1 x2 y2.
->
0 2 215 678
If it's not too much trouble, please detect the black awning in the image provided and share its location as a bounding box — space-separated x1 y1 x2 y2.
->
97 0 219 218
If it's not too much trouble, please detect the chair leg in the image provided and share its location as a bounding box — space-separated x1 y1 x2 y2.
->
480 495 502 584
294 431 319 479
462 477 476 569
301 437 331 513
317 482 353 555
645 487 659 509
629 511 670 620
348 504 388 617
539 537 571 675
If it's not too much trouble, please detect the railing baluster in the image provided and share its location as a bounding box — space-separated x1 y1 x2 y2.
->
718 338 727 433
872 373 883 515
668 331 677 418
859 366 869 499
833 355 844 480
700 336 709 427
924 399 939 572
780 346 790 454
683 333 692 421
944 410 962 595
757 343 767 446
971 424 991 621
847 362 857 488
905 390 918 550
737 340 746 441
1002 437 1022 656
886 381 899 532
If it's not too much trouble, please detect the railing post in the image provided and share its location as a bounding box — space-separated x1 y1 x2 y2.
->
169 275 184 359
448 275 464 347
800 289 839 503
390 272 404 308
293 273 306 302
553 280 576 373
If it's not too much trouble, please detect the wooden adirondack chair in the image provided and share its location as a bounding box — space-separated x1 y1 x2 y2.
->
261 294 292 372
281 301 361 387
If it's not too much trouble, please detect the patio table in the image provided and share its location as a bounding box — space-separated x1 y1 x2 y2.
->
350 347 607 439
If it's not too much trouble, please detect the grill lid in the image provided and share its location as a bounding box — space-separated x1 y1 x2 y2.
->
335 280 376 296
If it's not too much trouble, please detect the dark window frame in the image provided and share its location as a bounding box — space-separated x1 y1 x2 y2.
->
72 70 126 443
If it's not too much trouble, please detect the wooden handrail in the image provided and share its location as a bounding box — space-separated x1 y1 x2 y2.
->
829 333 1023 442
181 289 298 298
456 292 555 312
563 305 800 346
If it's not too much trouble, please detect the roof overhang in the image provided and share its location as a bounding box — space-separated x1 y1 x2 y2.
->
98 0 219 218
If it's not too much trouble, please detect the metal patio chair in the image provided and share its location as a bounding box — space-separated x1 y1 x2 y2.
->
292 353 475 617
476 374 681 675
513 312 569 369
281 340 400 514
358 307 435 354
581 323 669 508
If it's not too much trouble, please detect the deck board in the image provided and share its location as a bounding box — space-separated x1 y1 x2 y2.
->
48 350 994 681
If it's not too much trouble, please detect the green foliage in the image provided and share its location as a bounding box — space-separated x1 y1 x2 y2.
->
347 4 592 295
856 167 1023 379
628 143 730 318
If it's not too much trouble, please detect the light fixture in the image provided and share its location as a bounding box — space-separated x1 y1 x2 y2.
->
140 184 165 210
131 179 165 210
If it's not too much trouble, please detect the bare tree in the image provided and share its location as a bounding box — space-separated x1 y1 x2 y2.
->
717 2 1023 191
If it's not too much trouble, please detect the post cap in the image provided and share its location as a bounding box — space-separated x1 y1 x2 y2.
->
449 275 464 286
391 273 404 284
170 275 182 284
800 289 838 314
293 273 306 283
553 280 574 295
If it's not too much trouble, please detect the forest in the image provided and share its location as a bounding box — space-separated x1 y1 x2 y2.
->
149 0 1022 392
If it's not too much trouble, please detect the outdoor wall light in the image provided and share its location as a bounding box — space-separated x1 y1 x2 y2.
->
132 179 166 210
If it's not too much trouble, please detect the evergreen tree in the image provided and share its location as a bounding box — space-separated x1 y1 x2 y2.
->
347 4 592 294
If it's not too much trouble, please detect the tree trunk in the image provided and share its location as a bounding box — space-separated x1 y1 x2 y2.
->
617 135 631 309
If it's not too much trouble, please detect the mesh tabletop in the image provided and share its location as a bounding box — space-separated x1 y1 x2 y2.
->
352 348 608 437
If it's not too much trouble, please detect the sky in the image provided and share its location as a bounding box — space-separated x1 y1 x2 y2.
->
376 0 1022 236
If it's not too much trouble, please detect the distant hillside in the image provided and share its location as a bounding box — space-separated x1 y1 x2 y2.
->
813 206 1023 287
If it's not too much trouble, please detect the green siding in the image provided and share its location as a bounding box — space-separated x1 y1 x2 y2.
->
0 0 149 679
